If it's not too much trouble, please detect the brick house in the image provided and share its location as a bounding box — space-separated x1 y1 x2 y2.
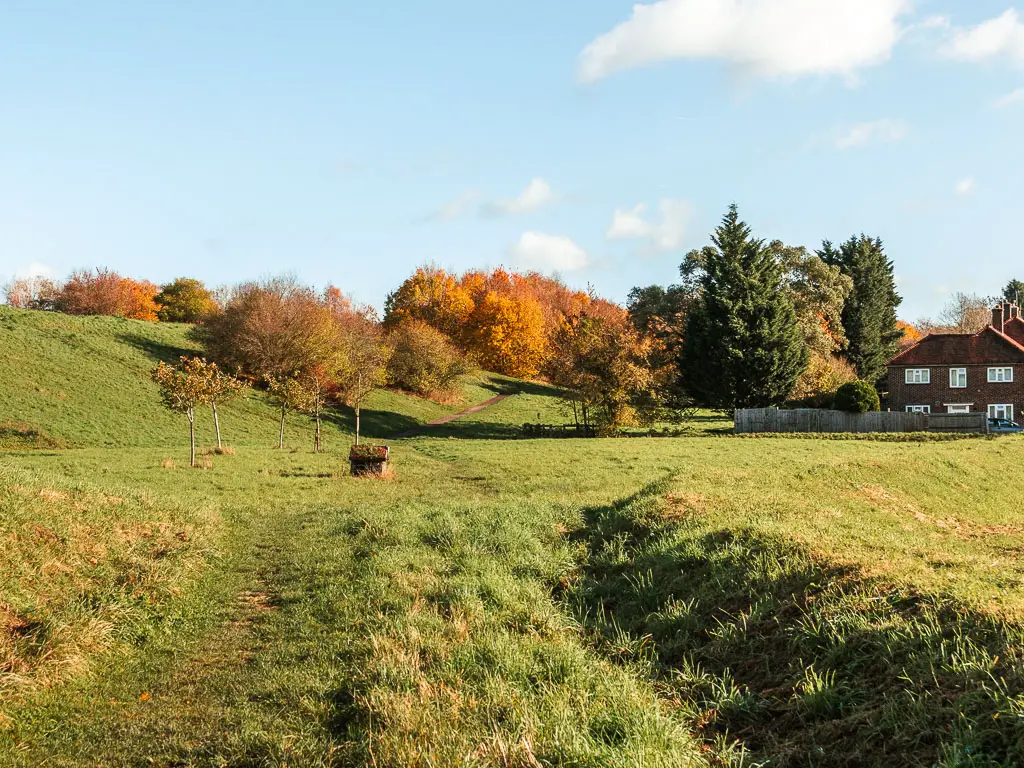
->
887 302 1024 421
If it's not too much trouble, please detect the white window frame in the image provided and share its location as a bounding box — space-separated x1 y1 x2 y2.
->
905 368 930 385
988 404 1014 421
906 405 931 414
987 367 1014 383
946 404 972 414
949 368 967 388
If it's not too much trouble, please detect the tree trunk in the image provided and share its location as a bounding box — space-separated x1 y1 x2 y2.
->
279 406 286 449
571 400 579 428
355 372 363 446
188 409 196 467
315 410 321 453
212 402 222 449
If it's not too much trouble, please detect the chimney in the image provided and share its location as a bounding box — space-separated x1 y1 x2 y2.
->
1012 304 1020 321
1004 301 1014 327
993 304 1005 332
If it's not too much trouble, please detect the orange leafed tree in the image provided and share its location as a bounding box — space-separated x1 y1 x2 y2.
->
896 320 922 348
383 267 474 338
464 290 547 378
54 269 160 320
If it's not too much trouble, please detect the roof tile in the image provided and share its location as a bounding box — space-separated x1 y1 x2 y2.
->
888 326 1024 366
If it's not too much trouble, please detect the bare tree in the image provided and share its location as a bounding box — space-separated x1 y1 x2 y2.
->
923 292 995 334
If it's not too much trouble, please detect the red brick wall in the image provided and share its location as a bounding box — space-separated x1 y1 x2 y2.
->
888 365 1024 419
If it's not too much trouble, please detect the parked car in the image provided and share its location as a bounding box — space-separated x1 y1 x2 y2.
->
988 418 1024 433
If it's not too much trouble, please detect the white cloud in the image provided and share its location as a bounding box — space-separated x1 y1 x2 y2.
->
485 178 555 216
835 119 908 149
945 9 1024 65
607 199 691 251
436 190 482 221
14 262 56 280
919 15 950 30
993 87 1024 107
508 232 589 272
955 176 976 196
436 178 557 221
578 0 909 83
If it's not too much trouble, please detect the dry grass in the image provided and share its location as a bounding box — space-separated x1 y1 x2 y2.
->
0 467 214 697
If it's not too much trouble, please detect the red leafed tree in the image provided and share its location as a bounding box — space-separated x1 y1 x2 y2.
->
54 269 160 321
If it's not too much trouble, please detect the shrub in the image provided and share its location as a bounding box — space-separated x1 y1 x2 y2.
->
790 353 858 407
54 269 160 321
387 320 472 399
833 381 881 413
155 278 217 323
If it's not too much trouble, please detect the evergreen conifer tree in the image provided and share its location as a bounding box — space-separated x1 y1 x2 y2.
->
819 236 901 383
1003 279 1024 305
679 205 808 409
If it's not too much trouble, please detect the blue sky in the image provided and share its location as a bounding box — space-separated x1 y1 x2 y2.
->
2 1 1022 321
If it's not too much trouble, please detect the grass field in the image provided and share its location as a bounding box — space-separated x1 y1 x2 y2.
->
3 307 1024 766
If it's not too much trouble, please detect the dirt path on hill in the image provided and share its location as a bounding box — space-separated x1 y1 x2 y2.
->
389 393 509 438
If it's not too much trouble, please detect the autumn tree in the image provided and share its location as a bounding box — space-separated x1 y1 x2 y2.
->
387 320 472 398
55 269 160 321
336 315 391 446
548 311 666 430
265 374 305 449
383 266 474 338
291 365 339 453
202 363 245 449
896 321 922 350
626 284 692 408
464 291 548 378
152 357 211 467
199 277 337 380
680 205 808 410
155 278 217 323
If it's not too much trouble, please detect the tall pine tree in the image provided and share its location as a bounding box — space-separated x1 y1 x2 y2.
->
679 205 808 410
819 236 901 383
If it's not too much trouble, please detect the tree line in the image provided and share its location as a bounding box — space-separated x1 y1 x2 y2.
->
5 204 913 430
629 205 902 412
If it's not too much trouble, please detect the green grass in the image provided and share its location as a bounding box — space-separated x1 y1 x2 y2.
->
0 306 506 450
4 308 1024 766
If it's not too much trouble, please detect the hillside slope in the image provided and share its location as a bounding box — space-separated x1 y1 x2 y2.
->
0 307 529 449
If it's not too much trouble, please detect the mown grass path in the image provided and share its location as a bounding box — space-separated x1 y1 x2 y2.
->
388 394 509 439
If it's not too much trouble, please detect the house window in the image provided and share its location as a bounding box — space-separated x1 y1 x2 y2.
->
946 404 971 414
905 369 930 384
988 404 1014 421
988 367 1014 383
906 405 931 414
949 368 967 388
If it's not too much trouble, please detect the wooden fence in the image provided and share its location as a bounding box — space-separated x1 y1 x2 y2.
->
734 408 989 435
522 423 596 438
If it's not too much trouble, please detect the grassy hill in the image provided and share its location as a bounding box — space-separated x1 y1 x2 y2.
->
0 306 548 449
5 307 1024 766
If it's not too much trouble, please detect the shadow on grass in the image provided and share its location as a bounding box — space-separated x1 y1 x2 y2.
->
116 332 195 364
409 420 522 440
480 377 562 398
322 407 422 443
562 481 1024 767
